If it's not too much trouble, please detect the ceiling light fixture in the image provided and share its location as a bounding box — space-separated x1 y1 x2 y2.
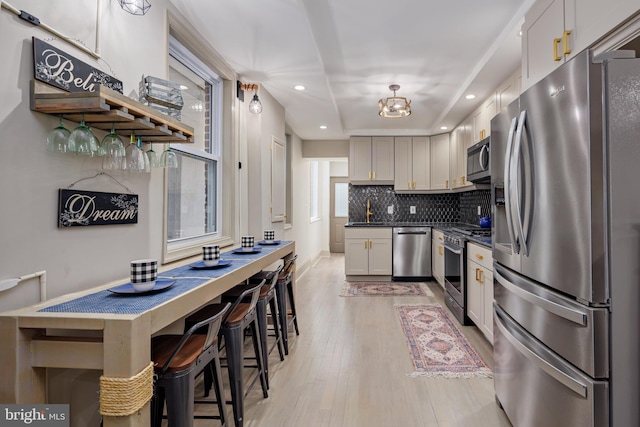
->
118 0 151 16
239 83 262 114
320 125 327 129
465 94 476 100
440 126 448 130
378 84 411 118
294 85 306 91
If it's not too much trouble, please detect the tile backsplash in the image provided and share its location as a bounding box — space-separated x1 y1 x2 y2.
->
348 185 491 225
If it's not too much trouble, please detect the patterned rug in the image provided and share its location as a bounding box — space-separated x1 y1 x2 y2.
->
340 282 433 297
396 304 492 378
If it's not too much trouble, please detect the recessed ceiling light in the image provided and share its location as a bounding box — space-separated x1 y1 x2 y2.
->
180 85 189 90
294 85 306 91
320 125 327 129
440 126 448 130
465 94 476 100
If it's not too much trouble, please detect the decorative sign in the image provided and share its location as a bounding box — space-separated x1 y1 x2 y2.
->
33 37 123 93
58 189 138 227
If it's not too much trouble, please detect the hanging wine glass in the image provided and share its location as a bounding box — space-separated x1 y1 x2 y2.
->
160 146 178 169
146 143 160 168
101 124 125 170
46 115 70 153
138 137 151 173
69 113 95 156
125 131 145 172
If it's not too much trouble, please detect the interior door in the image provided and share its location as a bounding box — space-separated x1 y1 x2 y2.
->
330 177 348 253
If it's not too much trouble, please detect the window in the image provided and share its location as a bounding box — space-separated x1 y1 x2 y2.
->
310 160 319 221
166 37 222 254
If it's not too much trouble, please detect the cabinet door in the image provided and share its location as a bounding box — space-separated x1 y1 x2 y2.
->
568 0 640 65
349 137 372 182
430 134 450 190
345 238 369 275
449 129 459 188
412 136 430 190
482 95 497 138
482 269 494 341
368 238 392 275
497 72 519 113
432 233 445 288
371 136 394 182
394 137 412 190
521 0 566 90
466 260 484 329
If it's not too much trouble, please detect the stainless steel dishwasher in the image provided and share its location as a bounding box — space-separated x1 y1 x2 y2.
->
392 227 432 280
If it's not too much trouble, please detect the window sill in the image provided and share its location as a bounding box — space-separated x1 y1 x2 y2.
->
164 235 235 264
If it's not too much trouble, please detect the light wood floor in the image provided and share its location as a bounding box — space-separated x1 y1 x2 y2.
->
190 253 512 427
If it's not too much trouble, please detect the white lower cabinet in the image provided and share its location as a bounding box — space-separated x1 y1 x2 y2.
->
466 242 494 342
432 229 445 288
345 227 392 276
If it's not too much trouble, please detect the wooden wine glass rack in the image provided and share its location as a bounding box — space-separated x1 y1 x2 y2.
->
30 80 194 144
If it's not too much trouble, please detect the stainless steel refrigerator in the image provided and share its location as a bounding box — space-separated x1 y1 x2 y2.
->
491 49 640 427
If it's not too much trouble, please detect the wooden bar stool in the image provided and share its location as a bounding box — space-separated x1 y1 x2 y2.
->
185 281 267 427
222 264 285 390
151 302 230 427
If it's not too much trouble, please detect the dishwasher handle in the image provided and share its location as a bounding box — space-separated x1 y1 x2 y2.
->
396 231 428 235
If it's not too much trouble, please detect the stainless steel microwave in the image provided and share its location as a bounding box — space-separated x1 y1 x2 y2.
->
467 136 490 183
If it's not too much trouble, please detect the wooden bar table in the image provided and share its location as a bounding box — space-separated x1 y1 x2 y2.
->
0 241 295 427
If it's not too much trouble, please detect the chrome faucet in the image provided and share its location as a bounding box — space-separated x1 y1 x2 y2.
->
366 198 373 223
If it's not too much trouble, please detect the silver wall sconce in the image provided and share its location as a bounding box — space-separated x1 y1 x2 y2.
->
238 83 263 114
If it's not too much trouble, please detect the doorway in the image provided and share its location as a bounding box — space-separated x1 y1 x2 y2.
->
330 177 348 253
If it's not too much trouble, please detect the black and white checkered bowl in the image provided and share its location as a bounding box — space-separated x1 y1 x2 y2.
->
241 236 255 251
203 245 220 266
130 259 157 291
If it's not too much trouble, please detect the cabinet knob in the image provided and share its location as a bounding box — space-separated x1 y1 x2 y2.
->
475 254 484 260
408 181 412 189
445 179 449 189
368 171 372 179
369 240 373 249
372 171 376 179
364 241 367 249
438 246 443 256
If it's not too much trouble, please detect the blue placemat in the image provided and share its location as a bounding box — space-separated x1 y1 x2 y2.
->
39 277 209 314
160 259 251 278
38 242 292 315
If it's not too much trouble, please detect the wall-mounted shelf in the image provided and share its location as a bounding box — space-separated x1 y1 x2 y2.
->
30 80 194 144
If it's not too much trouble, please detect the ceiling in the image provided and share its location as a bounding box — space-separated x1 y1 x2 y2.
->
170 0 535 141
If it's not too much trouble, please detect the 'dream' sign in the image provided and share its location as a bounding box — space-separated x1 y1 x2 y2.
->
58 189 138 227
33 37 123 93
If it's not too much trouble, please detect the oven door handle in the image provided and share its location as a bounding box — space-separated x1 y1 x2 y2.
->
443 242 462 255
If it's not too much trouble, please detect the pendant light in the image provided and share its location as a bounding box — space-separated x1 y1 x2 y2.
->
378 84 411 118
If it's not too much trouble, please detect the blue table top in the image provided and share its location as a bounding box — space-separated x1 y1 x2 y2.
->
39 241 291 315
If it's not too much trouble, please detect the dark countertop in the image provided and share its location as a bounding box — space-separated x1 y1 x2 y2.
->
345 222 493 248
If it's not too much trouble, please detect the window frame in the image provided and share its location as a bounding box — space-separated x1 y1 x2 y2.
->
163 37 224 263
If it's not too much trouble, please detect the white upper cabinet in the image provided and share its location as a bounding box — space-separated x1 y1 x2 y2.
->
349 136 395 184
430 133 450 191
394 136 430 191
522 0 640 90
496 69 521 113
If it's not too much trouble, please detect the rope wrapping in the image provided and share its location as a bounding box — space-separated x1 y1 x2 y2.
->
99 362 154 416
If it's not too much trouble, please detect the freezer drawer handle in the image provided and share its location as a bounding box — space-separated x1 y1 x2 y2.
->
495 308 588 398
495 268 587 326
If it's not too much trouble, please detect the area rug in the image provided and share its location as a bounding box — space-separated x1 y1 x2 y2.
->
396 304 492 378
340 282 433 297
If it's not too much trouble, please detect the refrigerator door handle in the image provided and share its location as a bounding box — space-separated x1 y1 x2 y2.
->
513 110 529 256
504 116 519 253
495 266 587 326
494 306 588 398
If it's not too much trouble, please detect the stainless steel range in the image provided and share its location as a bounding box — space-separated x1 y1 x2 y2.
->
442 227 492 325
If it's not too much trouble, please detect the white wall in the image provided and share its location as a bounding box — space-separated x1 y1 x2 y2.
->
0 1 170 312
